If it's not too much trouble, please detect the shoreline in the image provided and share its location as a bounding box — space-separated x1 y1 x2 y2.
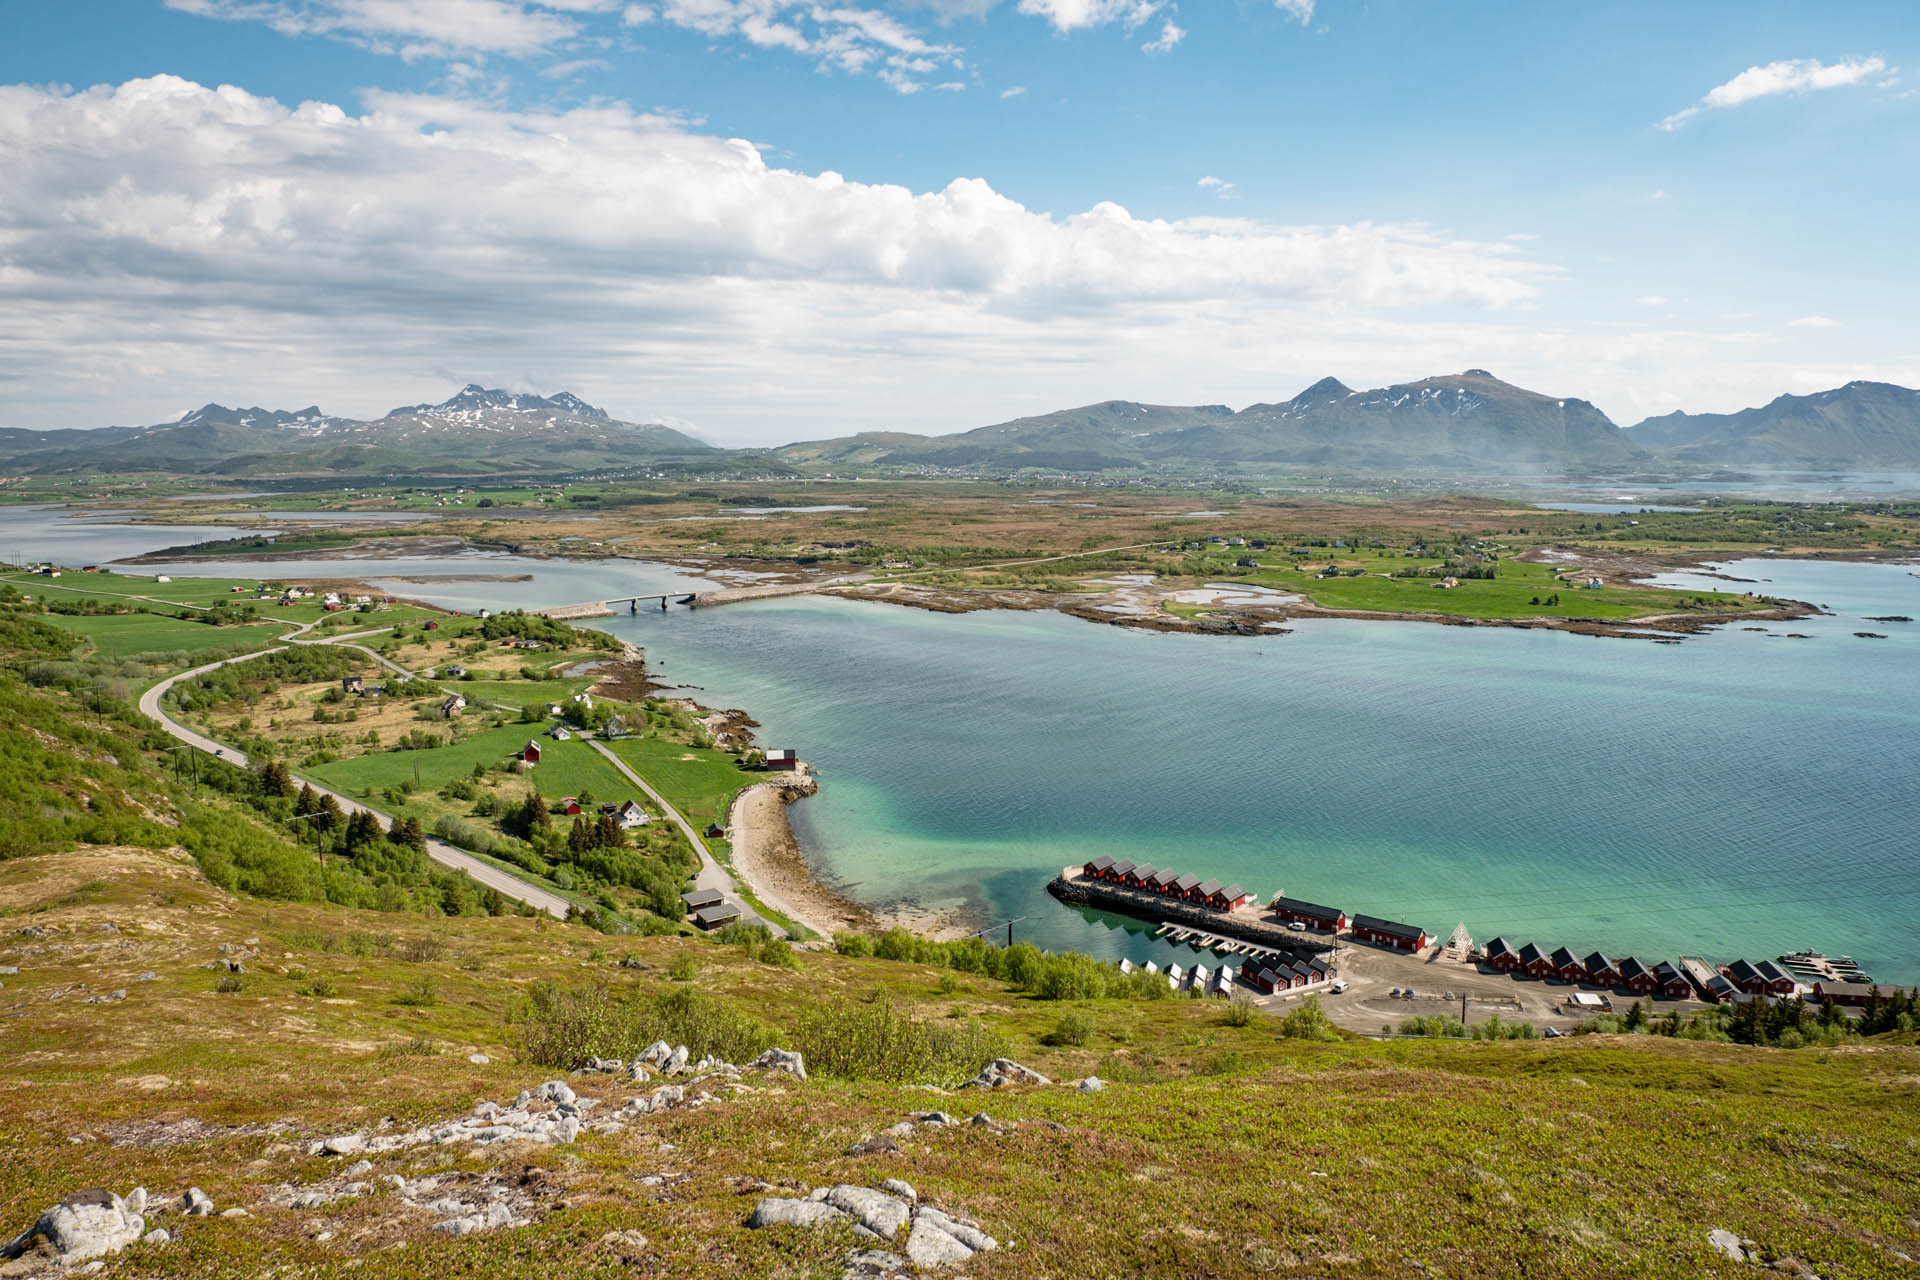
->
726 779 877 942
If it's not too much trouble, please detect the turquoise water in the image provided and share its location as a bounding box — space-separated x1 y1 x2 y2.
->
607 563 1920 981
10 499 1912 981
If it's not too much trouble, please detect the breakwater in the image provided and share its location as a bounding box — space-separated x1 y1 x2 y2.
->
1048 872 1334 955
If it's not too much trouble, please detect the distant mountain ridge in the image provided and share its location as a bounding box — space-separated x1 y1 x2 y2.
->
1625 381 1920 468
7 374 1920 478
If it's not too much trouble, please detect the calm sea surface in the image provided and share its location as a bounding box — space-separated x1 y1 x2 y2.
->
4 501 1913 981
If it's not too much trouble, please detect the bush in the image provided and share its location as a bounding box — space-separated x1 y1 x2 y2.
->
1042 1008 1096 1047
792 996 1009 1087
1223 996 1257 1028
1278 996 1341 1041
304 975 339 998
668 953 699 982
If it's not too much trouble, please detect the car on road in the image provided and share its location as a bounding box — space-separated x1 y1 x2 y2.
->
1329 979 1350 994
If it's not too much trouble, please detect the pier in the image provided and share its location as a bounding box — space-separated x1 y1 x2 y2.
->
1049 871 1333 956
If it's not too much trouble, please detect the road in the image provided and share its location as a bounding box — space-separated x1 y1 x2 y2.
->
138 627 572 919
583 738 782 937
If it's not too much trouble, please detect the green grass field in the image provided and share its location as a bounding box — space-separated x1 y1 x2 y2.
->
41 612 292 662
1228 551 1768 621
606 736 765 829
306 724 637 804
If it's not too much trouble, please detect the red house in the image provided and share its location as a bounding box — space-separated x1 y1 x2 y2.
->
1191 878 1223 903
1616 957 1656 995
1724 959 1795 997
1270 896 1349 932
1649 961 1693 1000
1241 962 1277 993
1083 855 1115 879
1518 942 1553 979
560 796 582 816
519 741 542 765
1549 946 1584 983
1125 862 1158 889
1350 914 1433 952
1172 872 1201 898
1148 867 1181 895
1206 883 1251 912
1583 952 1622 988
763 748 798 770
1108 860 1136 884
1483 936 1520 972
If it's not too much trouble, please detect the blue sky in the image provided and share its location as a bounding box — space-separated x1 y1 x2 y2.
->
0 0 1913 442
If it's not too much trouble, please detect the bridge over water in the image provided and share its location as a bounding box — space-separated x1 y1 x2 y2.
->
537 576 866 620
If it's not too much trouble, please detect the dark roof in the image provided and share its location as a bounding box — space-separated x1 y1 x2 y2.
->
1195 879 1223 898
1271 896 1344 921
1484 936 1517 957
1306 957 1331 975
1353 914 1427 942
692 903 741 928
1706 975 1738 997
682 888 725 910
1583 951 1616 973
1518 942 1547 965
1617 957 1651 981
1725 959 1762 984
1755 960 1794 985
1085 854 1115 873
1172 873 1201 893
1549 946 1580 969
1650 959 1682 979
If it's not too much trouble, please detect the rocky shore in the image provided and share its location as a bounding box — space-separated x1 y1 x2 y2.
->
727 777 878 942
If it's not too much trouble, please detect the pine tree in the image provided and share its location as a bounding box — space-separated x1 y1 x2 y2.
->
343 809 383 855
295 782 320 817
390 816 426 852
259 759 295 798
313 792 346 835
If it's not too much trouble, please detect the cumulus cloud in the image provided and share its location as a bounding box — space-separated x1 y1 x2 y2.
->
1789 315 1841 328
0 77 1560 438
653 0 963 91
1273 0 1312 24
1660 56 1889 130
1140 18 1182 54
1197 174 1235 199
1015 0 1159 34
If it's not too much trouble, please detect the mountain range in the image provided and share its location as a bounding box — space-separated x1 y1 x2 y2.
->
4 375 1919 480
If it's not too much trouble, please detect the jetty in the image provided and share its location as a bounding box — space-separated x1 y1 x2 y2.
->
1050 870 1333 957
536 576 867 620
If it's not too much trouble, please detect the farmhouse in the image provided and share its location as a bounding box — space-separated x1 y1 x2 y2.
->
549 725 572 740
616 801 649 829
1350 914 1433 952
342 676 364 694
1483 936 1519 972
1270 896 1349 932
440 694 466 718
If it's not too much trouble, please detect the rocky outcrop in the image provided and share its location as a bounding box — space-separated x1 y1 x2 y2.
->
747 1182 997 1271
1 1188 148 1271
965 1058 1050 1089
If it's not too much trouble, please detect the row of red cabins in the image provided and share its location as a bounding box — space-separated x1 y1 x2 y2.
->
1240 954 1336 994
1082 856 1252 913
1483 938 1693 999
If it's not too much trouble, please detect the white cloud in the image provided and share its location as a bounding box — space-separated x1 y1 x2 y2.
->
163 0 585 58
999 85 1027 98
1660 56 1889 130
1140 18 1182 54
1644 189 1668 201
1636 295 1667 307
1273 0 1312 24
0 77 1566 440
1015 0 1159 34
1197 174 1235 199
621 3 654 20
653 0 964 91
540 56 611 76
1789 315 1841 328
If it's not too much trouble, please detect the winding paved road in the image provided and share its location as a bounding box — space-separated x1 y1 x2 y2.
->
138 627 571 919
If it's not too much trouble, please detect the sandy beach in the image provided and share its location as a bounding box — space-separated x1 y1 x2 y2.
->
727 781 879 942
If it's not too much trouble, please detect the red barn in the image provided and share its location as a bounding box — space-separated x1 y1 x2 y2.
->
519 741 542 765
1483 936 1520 972
1350 914 1433 952
560 796 582 816
1549 946 1584 983
1270 896 1349 932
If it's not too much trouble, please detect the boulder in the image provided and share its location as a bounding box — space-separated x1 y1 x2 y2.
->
639 1040 673 1067
182 1188 214 1217
821 1186 910 1240
142 1229 169 1246
966 1058 1050 1089
1707 1229 1746 1262
846 1134 902 1157
752 1048 808 1082
1 1190 146 1268
663 1045 690 1075
911 1207 995 1254
321 1134 365 1156
878 1179 917 1203
1078 1076 1106 1093
539 1080 576 1106
842 1247 909 1278
468 1054 490 1065
918 1111 955 1127
746 1198 848 1230
903 1219 975 1268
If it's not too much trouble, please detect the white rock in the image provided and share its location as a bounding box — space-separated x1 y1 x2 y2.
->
664 1045 690 1075
822 1186 910 1240
539 1080 576 1106
220 1207 249 1219
182 1188 214 1217
3 1190 146 1266
1078 1076 1105 1093
1707 1228 1747 1262
322 1133 365 1156
142 1228 170 1246
879 1179 917 1203
752 1048 808 1082
468 1054 490 1065
125 1188 147 1215
343 1160 372 1178
913 1207 994 1253
904 1220 975 1268
746 1198 849 1230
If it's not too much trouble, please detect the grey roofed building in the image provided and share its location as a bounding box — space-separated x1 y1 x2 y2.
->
693 903 742 930
682 888 725 911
